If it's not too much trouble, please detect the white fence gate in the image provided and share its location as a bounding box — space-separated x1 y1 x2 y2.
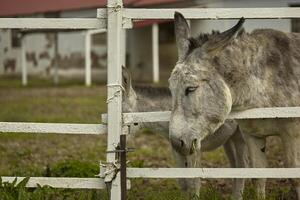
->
1 1 300 199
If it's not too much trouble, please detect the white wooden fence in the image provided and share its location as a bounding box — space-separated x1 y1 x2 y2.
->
1 2 300 199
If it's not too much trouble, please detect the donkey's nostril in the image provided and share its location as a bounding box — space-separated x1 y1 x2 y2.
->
190 138 198 154
180 140 185 147
192 138 197 147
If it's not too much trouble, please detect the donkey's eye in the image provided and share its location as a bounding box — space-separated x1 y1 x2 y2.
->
185 86 198 96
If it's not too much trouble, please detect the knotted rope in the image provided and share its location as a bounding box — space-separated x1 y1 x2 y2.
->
106 84 125 104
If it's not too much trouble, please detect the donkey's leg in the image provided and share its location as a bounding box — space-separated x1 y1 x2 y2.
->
224 139 236 170
244 134 267 198
172 149 201 198
224 139 242 200
224 128 248 200
281 134 300 200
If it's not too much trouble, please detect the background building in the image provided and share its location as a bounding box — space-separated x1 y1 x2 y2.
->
0 0 299 84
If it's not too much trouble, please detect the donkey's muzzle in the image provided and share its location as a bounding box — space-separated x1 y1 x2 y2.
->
171 136 199 156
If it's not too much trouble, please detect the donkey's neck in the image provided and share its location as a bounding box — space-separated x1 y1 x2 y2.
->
131 85 171 138
215 29 300 110
133 85 171 112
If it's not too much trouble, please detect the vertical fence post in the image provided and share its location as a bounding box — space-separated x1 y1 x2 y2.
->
85 31 92 87
53 33 59 85
152 23 159 83
107 0 124 199
121 29 126 67
21 35 27 86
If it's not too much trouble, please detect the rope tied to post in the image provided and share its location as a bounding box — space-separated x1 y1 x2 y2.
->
106 84 125 104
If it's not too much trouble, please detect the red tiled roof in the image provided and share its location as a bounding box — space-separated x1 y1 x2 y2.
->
0 0 183 17
132 0 181 6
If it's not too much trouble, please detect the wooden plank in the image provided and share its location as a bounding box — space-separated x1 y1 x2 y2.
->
0 18 106 29
101 112 170 124
1 177 105 189
53 33 59 85
85 29 106 87
21 35 27 86
97 9 107 18
102 107 300 124
85 32 92 86
127 168 300 179
123 111 170 124
152 23 159 83
106 0 124 199
0 122 107 135
229 107 300 119
122 8 300 20
97 9 132 28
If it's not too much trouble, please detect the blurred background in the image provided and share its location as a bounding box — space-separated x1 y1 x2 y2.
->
0 0 299 85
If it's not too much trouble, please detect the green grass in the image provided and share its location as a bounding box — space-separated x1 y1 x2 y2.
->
0 77 295 199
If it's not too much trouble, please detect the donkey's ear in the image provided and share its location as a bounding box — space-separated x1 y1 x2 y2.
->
174 12 191 61
202 17 245 53
122 65 132 93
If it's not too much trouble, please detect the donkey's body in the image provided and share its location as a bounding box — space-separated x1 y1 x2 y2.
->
122 72 247 199
170 13 300 199
221 29 300 198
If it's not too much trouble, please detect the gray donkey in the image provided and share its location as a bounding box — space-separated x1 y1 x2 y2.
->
169 12 300 199
122 66 247 199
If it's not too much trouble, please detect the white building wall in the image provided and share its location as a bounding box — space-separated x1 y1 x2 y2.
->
0 13 55 77
24 33 54 76
59 8 95 61
0 30 18 74
0 8 107 80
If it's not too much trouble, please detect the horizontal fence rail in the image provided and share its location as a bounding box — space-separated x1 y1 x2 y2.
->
1 177 105 189
0 122 107 135
0 18 106 29
101 112 170 124
127 168 300 179
97 7 300 20
102 107 300 124
229 107 300 119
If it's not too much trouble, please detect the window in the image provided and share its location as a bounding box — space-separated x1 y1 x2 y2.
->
11 30 21 48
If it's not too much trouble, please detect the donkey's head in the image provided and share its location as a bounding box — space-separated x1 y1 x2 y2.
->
122 66 138 113
169 12 244 155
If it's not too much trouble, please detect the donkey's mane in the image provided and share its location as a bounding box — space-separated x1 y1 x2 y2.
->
188 30 221 51
133 85 171 98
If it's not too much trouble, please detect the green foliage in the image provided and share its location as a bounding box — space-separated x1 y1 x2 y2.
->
197 186 225 200
0 177 296 200
0 177 31 200
129 160 144 168
266 186 292 200
137 190 186 200
0 177 108 200
47 160 98 178
240 184 294 200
